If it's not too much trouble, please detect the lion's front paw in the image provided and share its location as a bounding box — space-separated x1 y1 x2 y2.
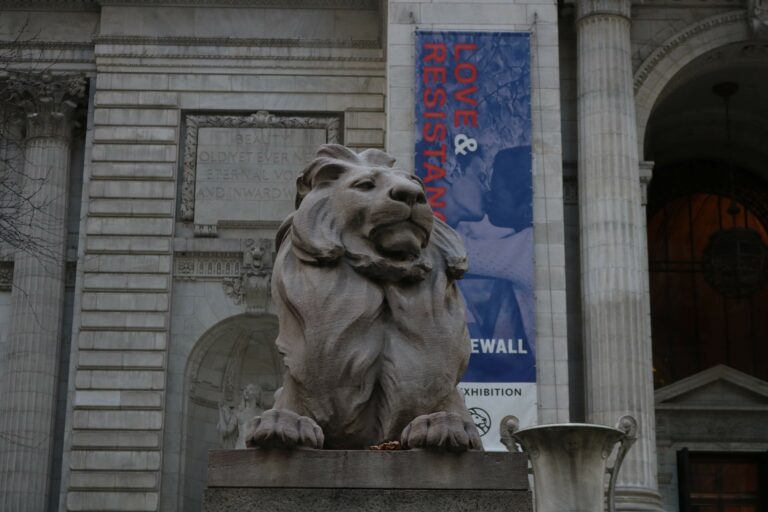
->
400 412 482 452
245 409 325 449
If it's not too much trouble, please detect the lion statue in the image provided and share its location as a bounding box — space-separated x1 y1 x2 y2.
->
246 144 482 451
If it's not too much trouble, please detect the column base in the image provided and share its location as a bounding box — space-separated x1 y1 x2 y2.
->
614 486 663 512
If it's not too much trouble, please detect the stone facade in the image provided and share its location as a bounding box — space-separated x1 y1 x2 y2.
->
0 1 766 512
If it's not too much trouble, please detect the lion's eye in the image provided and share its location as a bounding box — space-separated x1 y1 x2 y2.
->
352 180 375 191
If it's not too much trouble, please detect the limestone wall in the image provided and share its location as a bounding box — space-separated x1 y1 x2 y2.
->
54 4 387 511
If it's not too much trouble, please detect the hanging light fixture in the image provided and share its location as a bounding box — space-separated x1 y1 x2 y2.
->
702 82 768 298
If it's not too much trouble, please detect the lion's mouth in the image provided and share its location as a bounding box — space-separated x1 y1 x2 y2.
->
370 220 430 260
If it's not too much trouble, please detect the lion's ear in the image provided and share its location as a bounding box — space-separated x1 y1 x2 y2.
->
430 217 468 279
289 194 344 265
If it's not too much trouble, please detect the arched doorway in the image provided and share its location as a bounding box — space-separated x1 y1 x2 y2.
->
647 164 768 387
179 314 282 512
645 46 768 387
643 43 768 511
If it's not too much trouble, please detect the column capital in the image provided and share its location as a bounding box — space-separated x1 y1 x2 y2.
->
5 72 86 140
575 0 631 22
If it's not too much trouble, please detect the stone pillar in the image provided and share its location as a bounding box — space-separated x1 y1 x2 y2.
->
0 73 84 511
575 2 662 510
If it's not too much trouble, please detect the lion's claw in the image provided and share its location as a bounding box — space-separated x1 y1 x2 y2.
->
245 409 325 449
400 411 482 452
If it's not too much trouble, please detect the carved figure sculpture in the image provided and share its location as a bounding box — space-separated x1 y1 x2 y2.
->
222 238 274 314
218 383 265 449
246 144 482 451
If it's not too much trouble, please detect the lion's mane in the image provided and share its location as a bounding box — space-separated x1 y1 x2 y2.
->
271 144 472 448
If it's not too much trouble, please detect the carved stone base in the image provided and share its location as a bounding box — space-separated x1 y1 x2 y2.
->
204 450 532 512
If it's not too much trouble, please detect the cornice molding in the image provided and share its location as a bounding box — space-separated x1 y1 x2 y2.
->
0 0 99 10
0 41 94 50
95 53 384 63
93 35 380 49
0 0 377 8
97 0 377 8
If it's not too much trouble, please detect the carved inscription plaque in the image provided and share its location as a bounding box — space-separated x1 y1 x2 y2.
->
194 127 326 227
180 111 340 234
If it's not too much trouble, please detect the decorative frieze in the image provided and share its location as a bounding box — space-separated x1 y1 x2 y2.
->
173 253 242 280
174 239 275 314
93 35 380 49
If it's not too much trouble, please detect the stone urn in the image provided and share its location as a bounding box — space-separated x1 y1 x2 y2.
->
509 416 637 512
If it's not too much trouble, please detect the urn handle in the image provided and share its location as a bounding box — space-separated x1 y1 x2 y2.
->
607 415 638 512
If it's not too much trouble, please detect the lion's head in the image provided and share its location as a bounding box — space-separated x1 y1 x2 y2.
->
276 144 467 282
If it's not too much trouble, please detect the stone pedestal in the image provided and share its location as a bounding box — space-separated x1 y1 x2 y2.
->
0 73 84 511
575 1 662 510
204 450 532 512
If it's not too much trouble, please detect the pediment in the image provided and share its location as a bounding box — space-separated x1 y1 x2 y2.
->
655 365 768 410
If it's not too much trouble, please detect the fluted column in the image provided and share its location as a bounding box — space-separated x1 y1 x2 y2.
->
0 73 84 511
575 2 662 510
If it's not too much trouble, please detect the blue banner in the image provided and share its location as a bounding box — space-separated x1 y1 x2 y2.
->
415 32 535 447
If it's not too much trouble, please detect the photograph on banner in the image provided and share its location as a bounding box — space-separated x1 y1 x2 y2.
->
415 31 535 451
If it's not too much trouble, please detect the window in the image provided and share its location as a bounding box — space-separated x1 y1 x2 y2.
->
648 164 768 388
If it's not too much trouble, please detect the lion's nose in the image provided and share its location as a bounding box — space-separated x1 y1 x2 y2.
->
389 181 427 206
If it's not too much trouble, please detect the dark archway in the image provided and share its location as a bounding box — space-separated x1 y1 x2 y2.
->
644 46 768 389
179 314 282 512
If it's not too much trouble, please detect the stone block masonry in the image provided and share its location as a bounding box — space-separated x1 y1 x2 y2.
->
64 98 179 512
54 5 388 510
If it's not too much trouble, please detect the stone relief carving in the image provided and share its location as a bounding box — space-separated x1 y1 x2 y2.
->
4 72 86 138
217 383 266 449
245 145 482 451
180 110 341 222
633 11 746 94
173 253 242 280
222 239 274 314
749 0 768 36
